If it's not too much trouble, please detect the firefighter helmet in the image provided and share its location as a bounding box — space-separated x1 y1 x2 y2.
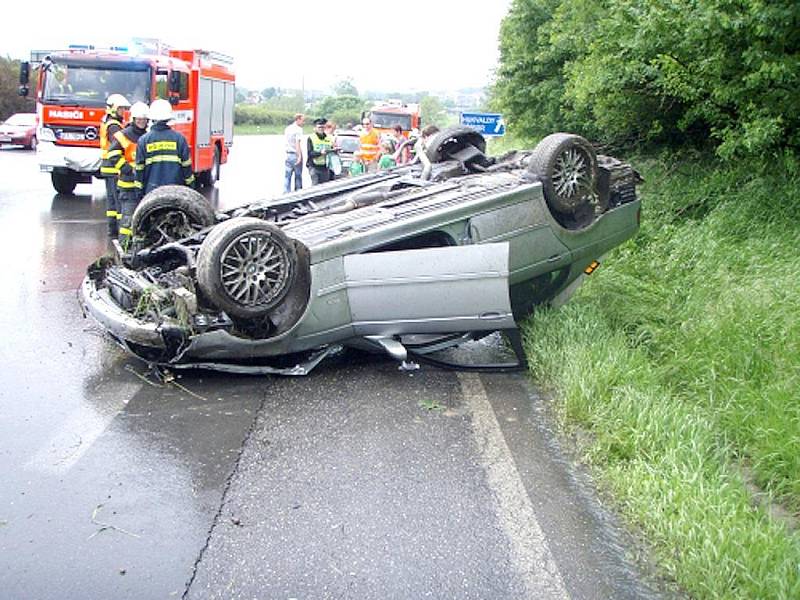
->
148 99 173 122
106 94 131 113
130 102 149 120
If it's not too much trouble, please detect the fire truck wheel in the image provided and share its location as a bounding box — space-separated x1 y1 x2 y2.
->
425 126 487 164
198 146 221 187
196 218 299 320
527 133 598 217
132 185 216 247
51 171 77 195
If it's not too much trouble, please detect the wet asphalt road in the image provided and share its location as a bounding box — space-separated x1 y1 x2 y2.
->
0 138 666 599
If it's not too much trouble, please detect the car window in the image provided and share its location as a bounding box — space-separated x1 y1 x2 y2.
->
336 136 360 152
5 114 36 126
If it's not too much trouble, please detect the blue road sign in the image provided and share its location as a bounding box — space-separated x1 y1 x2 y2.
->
459 112 506 137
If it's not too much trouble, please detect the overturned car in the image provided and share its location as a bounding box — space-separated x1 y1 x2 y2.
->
80 129 642 375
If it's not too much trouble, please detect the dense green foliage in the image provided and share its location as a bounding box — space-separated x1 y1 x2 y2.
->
234 104 297 129
312 94 368 128
522 153 800 597
0 56 35 120
492 0 799 158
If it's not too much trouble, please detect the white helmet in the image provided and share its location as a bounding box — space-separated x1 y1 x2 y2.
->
106 93 130 112
148 98 173 122
130 102 149 120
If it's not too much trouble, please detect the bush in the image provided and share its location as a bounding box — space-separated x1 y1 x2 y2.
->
492 1 800 158
0 56 35 120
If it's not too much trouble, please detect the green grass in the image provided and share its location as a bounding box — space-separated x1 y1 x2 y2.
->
234 123 286 135
523 150 800 598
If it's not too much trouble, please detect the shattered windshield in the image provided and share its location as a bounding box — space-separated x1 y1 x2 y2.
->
42 62 151 106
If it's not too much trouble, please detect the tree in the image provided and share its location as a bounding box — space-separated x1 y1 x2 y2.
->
420 95 446 127
491 0 800 157
332 78 358 97
314 94 367 127
0 56 35 120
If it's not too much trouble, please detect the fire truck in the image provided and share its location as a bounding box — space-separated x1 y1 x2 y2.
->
19 40 235 195
365 100 421 138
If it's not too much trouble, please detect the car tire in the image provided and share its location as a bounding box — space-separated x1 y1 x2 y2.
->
196 217 298 320
132 185 216 246
51 171 76 195
528 133 597 216
29 136 37 152
425 126 487 164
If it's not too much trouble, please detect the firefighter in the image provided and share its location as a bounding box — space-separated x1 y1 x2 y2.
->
134 99 194 198
99 94 131 237
102 102 149 245
306 118 334 185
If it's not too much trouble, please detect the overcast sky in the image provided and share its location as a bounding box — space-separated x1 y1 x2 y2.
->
1 0 512 93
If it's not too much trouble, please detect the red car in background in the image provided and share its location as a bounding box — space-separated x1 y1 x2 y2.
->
0 113 37 150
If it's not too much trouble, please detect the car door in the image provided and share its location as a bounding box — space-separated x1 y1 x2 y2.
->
343 242 515 336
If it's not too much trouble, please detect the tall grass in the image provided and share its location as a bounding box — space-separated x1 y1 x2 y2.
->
524 151 800 598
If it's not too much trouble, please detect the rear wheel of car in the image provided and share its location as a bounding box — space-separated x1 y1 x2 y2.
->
528 133 597 217
196 218 298 320
131 185 216 246
51 171 76 195
425 126 487 164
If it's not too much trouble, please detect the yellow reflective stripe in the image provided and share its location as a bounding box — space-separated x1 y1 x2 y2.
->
114 131 131 148
106 210 118 217
106 149 122 158
144 155 182 165
134 164 144 171
145 140 178 152
119 227 133 236
181 159 192 167
116 213 123 220
133 181 143 188
100 166 119 175
114 156 126 170
185 175 195 185
117 180 137 189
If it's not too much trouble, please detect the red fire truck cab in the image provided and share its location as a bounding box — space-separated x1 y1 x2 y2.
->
19 40 235 195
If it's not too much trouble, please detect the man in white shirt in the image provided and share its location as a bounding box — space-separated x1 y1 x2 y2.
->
284 113 305 193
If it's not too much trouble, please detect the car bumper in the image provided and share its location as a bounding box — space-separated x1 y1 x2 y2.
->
37 141 101 173
80 276 165 348
0 134 31 145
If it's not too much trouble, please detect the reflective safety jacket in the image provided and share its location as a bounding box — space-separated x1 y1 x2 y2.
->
307 131 333 167
102 123 146 192
357 128 380 164
134 122 194 197
99 114 125 168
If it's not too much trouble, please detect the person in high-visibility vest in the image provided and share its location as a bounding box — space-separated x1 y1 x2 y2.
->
99 94 130 237
134 99 194 197
356 116 381 172
102 102 149 244
306 118 334 185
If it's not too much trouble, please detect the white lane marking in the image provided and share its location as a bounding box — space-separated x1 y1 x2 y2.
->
458 372 570 599
24 389 134 474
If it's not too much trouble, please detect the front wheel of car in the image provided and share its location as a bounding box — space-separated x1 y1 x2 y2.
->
528 133 598 217
29 136 37 152
196 218 298 320
132 185 216 247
